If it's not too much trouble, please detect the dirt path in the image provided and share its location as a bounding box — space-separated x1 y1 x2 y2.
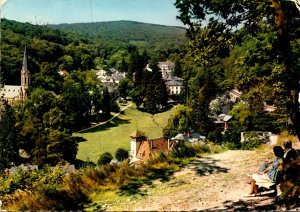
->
112 149 277 211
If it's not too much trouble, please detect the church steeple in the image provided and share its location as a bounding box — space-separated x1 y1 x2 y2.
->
22 45 28 73
21 46 30 100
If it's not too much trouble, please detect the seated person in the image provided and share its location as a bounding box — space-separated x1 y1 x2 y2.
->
283 140 297 163
244 146 284 196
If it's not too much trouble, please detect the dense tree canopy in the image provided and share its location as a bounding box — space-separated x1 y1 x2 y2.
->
175 0 300 138
0 102 20 170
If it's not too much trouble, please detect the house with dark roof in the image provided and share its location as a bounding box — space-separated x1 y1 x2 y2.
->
145 61 185 95
164 76 185 95
214 114 233 131
171 132 206 143
129 130 176 164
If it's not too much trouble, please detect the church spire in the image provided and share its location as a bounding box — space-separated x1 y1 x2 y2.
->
20 45 30 101
22 45 29 73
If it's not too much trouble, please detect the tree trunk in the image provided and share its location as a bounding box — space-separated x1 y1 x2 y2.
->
271 0 300 140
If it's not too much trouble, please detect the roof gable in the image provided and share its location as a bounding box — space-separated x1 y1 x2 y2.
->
136 138 172 161
130 130 146 138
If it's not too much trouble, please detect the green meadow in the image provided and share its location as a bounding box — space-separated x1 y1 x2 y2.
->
75 103 175 163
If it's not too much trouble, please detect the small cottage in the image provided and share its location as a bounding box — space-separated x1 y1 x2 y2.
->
129 130 176 164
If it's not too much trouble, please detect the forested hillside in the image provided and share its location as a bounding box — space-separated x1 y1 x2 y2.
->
51 20 187 55
1 19 95 86
1 19 186 86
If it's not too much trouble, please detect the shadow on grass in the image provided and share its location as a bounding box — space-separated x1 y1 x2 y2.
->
118 178 152 196
75 159 96 168
78 116 131 134
189 157 229 176
74 136 87 143
137 104 174 115
116 156 228 197
206 196 278 211
146 167 175 182
117 166 177 197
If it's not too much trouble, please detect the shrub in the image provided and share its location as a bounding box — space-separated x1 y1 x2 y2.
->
222 129 242 149
97 152 113 165
191 142 225 155
241 138 266 150
207 130 222 144
115 148 129 161
171 142 197 158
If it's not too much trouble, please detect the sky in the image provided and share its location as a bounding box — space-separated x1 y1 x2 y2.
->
1 0 184 26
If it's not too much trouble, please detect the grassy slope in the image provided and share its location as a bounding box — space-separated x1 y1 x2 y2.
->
75 103 175 163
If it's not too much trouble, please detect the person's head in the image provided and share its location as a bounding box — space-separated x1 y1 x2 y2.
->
283 140 292 149
273 146 284 158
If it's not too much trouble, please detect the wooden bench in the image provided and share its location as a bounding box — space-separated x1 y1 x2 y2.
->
255 181 280 196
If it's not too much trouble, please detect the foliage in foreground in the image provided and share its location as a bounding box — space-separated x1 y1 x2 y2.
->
279 159 300 209
0 142 222 210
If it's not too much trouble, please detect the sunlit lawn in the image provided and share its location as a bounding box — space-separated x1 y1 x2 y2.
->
75 103 175 163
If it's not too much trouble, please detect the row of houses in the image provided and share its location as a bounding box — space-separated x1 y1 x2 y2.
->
98 60 185 96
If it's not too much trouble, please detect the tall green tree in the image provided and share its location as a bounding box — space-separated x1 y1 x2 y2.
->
175 0 300 138
118 79 131 99
191 80 216 135
143 61 168 114
102 87 111 119
44 129 78 165
0 102 20 170
119 58 128 73
173 59 183 78
127 49 142 81
163 105 192 138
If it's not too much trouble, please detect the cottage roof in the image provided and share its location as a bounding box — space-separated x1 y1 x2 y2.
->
165 80 183 86
223 115 232 122
229 89 241 98
218 114 232 122
172 133 188 141
165 76 184 81
190 132 206 140
130 130 146 138
109 68 118 73
0 85 21 99
136 138 171 161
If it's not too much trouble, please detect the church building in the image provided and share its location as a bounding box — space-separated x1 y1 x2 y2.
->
0 47 31 105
